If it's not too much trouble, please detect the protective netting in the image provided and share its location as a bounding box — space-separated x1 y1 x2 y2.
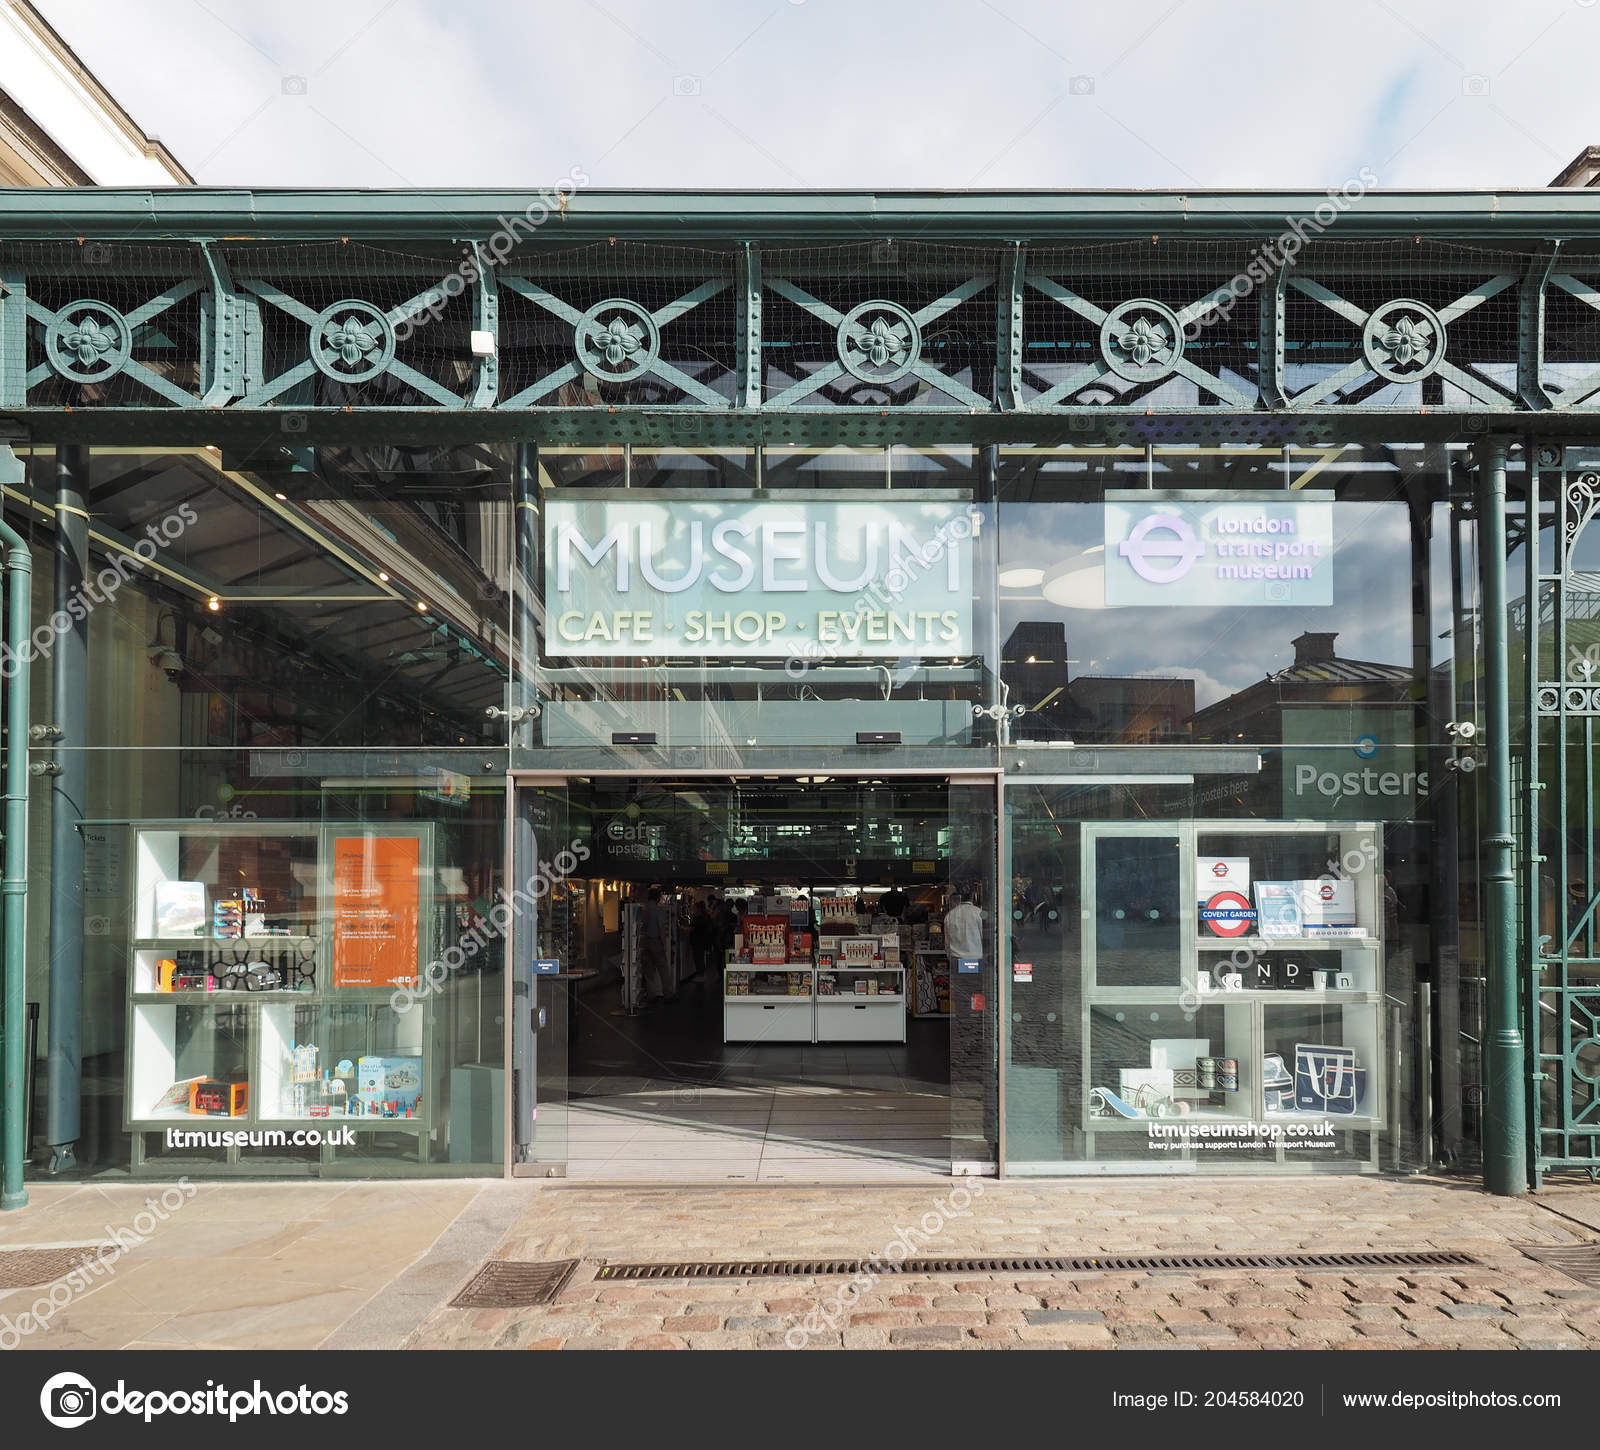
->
5 241 209 407
759 243 1000 408
5 233 1600 413
223 242 480 409
1021 241 1260 409
1280 239 1529 409
498 241 740 408
1540 248 1600 408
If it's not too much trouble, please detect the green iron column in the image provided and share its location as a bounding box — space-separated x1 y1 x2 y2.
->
0 444 32 1211
1479 438 1529 1196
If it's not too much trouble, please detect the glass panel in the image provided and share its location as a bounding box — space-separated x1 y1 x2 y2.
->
1004 778 1420 1173
1091 834 1181 988
26 442 511 1179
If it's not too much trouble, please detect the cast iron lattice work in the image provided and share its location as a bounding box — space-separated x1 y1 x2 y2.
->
760 244 997 409
5 235 1600 420
3 242 210 407
496 242 738 408
1019 243 1260 410
1276 242 1523 410
1525 460 1600 1178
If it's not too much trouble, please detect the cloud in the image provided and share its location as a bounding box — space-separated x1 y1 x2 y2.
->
33 0 1600 189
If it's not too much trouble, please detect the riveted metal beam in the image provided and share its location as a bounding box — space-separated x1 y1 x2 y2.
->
1259 258 1288 409
199 241 239 406
738 242 761 410
998 242 1024 412
469 242 498 410
0 267 23 410
1517 243 1558 411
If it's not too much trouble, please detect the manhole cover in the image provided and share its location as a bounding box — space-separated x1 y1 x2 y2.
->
594 1249 1476 1280
0 1245 118 1290
450 1259 579 1308
1514 1243 1600 1287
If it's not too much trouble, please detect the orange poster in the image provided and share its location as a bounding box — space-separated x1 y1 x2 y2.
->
332 836 420 989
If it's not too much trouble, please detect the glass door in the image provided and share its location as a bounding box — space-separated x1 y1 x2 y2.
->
509 775 572 1175
1002 777 1194 1171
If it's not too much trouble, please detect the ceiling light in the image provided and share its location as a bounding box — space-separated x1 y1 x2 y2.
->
274 491 288 501
998 566 1045 588
1041 545 1107 610
378 571 390 582
416 600 429 613
206 596 221 612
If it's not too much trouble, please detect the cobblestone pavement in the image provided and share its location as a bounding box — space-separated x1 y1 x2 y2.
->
6 1175 1600 1350
400 1176 1600 1350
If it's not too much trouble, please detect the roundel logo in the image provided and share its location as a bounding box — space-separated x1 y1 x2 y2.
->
1211 861 1229 877
1354 733 1379 759
1200 889 1255 938
1320 883 1335 901
1118 513 1206 585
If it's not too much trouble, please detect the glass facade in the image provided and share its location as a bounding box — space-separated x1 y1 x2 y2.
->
11 436 1493 1181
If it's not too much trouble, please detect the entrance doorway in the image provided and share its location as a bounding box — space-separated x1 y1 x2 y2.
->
509 773 999 1181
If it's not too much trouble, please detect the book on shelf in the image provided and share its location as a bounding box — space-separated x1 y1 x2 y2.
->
153 881 206 937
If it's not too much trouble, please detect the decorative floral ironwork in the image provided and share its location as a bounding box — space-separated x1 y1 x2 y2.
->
1361 298 1446 382
594 315 647 366
44 300 133 382
576 298 661 381
1113 316 1171 368
836 300 921 384
1098 299 1185 383
309 300 396 382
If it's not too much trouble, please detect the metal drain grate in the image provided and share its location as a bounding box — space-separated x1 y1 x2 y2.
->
1513 1244 1600 1287
0 1245 118 1290
450 1259 579 1308
594 1250 1477 1281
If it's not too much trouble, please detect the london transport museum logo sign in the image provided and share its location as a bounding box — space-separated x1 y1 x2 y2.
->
1104 489 1334 608
544 492 976 658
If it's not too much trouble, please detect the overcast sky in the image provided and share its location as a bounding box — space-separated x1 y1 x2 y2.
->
34 0 1600 190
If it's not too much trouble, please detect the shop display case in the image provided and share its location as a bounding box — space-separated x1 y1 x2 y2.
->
816 966 907 1042
723 966 815 1042
122 819 438 1164
1080 820 1386 1167
911 947 952 1019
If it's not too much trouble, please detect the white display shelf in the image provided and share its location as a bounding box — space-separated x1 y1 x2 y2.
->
815 996 907 1043
1081 820 1388 1168
122 819 438 1157
1196 935 1382 952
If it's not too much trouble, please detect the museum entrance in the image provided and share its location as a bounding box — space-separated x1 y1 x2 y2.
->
508 772 999 1181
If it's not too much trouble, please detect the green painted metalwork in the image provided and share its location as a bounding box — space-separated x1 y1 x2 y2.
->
998 242 1024 413
1286 272 1520 410
737 243 760 409
1481 438 1529 1194
0 443 30 1211
468 241 498 410
0 191 1592 428
1518 245 1558 412
1520 450 1600 1180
